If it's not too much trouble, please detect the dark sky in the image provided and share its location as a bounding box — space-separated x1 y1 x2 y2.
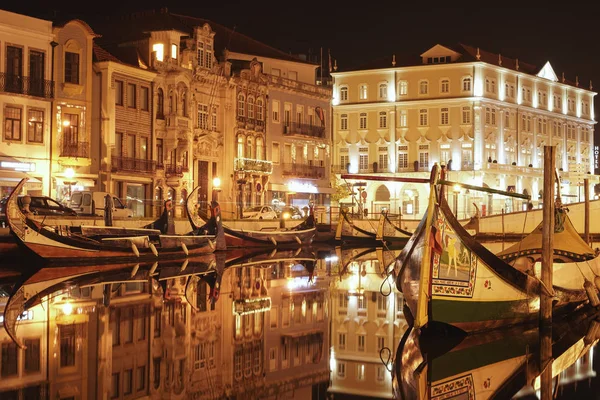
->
5 2 600 109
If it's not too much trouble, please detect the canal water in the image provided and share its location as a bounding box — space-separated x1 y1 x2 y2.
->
0 242 598 399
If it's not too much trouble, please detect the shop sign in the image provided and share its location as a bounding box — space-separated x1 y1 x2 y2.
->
0 161 36 172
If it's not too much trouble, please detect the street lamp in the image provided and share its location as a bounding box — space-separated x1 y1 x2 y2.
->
63 167 76 202
236 171 247 219
212 176 221 202
453 184 460 218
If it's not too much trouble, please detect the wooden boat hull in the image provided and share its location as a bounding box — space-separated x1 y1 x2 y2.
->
222 226 315 247
396 165 592 333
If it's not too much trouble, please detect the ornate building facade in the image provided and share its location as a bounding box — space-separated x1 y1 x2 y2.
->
331 44 597 220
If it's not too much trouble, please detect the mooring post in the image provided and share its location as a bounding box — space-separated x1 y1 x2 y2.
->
585 178 590 245
540 145 555 400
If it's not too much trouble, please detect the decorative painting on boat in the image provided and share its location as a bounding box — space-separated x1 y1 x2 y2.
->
431 374 474 400
432 212 477 297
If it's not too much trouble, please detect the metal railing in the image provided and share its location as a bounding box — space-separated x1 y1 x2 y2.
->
165 164 184 177
283 122 326 138
60 141 89 158
234 158 273 174
281 163 325 179
0 73 54 98
111 156 156 173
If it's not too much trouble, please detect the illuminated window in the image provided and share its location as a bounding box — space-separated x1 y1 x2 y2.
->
399 110 407 127
5 106 22 141
237 93 245 117
359 84 368 100
419 80 429 95
340 86 348 101
152 43 164 61
398 80 408 96
171 44 177 59
440 79 450 93
440 108 449 125
378 83 388 99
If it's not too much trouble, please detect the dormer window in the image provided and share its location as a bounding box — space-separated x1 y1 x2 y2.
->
171 44 178 59
426 56 451 64
152 43 164 62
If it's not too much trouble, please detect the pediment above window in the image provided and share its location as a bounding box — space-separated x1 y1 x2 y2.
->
536 61 558 82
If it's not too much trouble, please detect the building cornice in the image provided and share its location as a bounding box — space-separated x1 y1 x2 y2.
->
94 61 158 80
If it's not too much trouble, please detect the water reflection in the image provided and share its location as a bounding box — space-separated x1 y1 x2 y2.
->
0 244 599 399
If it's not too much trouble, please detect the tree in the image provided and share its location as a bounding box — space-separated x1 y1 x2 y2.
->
330 177 351 204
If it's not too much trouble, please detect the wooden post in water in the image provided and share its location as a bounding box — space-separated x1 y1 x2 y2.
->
585 178 590 245
540 145 555 400
501 208 505 251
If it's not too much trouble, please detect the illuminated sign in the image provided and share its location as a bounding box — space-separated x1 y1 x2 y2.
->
0 161 35 172
595 128 600 175
287 181 318 194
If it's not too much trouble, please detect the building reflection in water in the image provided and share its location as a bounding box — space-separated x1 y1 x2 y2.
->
0 245 598 400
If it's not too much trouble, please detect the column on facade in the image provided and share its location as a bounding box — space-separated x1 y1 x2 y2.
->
498 109 505 164
576 124 582 167
473 101 484 170
389 109 396 172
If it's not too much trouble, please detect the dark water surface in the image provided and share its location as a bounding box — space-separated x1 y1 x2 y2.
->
0 244 599 399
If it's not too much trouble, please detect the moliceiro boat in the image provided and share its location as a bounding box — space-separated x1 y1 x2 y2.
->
187 187 316 247
5 179 219 265
334 207 412 246
395 164 600 333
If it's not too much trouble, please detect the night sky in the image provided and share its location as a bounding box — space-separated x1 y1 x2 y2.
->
5 2 600 115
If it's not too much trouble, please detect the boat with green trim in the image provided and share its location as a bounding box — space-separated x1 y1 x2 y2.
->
395 164 600 334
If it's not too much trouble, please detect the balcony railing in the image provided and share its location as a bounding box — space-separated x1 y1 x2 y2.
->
234 158 273 174
60 141 89 158
282 163 325 179
165 164 184 177
283 122 326 139
0 73 54 98
111 156 156 173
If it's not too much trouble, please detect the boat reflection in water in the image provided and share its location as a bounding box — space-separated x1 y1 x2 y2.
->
0 247 332 399
393 305 600 400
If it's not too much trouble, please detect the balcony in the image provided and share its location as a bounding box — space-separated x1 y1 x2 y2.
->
111 156 156 173
60 141 89 158
282 163 325 179
0 73 54 98
283 122 326 139
165 164 184 177
234 158 273 175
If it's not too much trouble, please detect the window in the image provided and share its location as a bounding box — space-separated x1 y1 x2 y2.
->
27 109 44 143
338 333 346 349
248 96 255 119
5 106 22 141
170 44 177 59
378 147 388 170
462 77 472 91
198 104 209 129
554 95 561 110
140 87 149 111
272 142 280 164
359 113 367 129
237 93 245 117
137 366 145 391
115 80 123 106
272 100 280 122
359 149 369 171
24 338 40 373
398 80 408 96
152 43 164 61
340 86 348 101
271 68 281 77
462 106 471 124
379 111 387 128
124 369 133 395
440 79 449 93
256 98 264 120
419 109 428 126
123 308 134 343
340 154 349 171
397 146 408 169
340 114 348 130
399 110 407 127
419 80 429 95
357 364 365 381
358 335 366 351
157 88 164 119
62 113 79 148
377 366 386 382
440 108 449 125
127 83 136 108
64 52 80 84
377 336 386 352
359 84 368 100
379 83 388 99
60 324 76 367
337 362 346 378
2 342 18 376
419 144 429 169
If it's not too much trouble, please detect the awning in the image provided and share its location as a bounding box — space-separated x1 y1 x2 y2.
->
0 170 41 185
54 177 95 187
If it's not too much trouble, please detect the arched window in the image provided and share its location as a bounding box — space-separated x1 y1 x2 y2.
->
256 98 264 121
237 134 245 158
182 91 188 117
462 77 472 92
237 93 245 117
157 88 164 119
246 136 254 159
375 185 390 202
340 86 348 101
256 136 264 160
248 96 255 119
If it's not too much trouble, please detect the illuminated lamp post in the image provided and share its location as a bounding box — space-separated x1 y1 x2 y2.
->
453 184 460 218
212 176 221 202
